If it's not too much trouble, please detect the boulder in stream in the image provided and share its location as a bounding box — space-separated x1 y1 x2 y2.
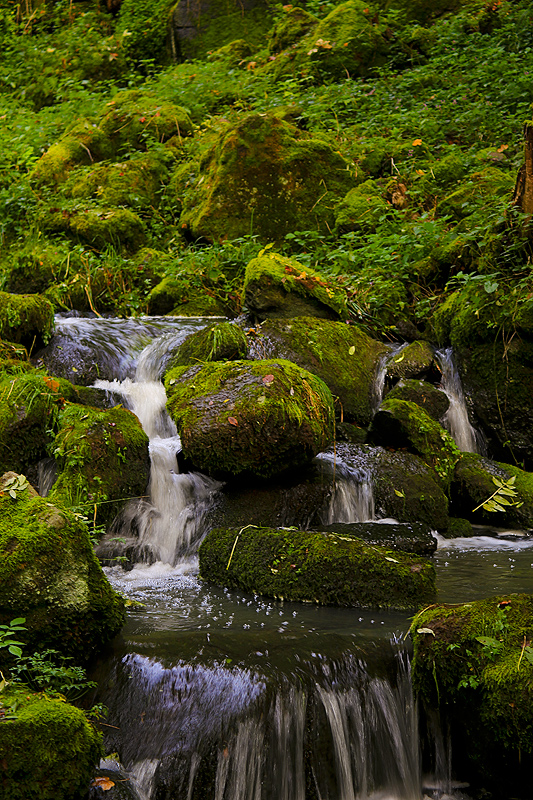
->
315 521 437 556
0 292 54 350
411 594 533 796
0 473 125 659
0 685 102 800
165 321 248 370
165 358 335 479
247 316 386 425
385 378 449 421
200 525 436 609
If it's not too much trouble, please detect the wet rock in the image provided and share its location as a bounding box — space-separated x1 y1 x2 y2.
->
248 316 386 424
368 398 460 486
0 291 54 350
385 340 438 383
200 525 436 609
166 321 248 370
165 359 335 479
385 379 449 421
178 112 352 242
444 516 474 538
315 521 437 556
0 474 125 659
48 403 150 524
244 254 347 322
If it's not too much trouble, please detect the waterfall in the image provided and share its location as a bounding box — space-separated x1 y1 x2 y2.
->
96 643 421 800
436 348 479 453
317 452 375 523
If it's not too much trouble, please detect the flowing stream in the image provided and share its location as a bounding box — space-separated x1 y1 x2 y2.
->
45 316 533 800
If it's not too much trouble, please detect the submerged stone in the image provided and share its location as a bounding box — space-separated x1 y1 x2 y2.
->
165 358 335 479
248 316 386 425
0 686 102 800
199 525 436 609
0 475 125 659
244 253 348 321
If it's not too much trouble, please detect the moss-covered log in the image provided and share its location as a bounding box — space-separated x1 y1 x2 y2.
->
200 525 436 609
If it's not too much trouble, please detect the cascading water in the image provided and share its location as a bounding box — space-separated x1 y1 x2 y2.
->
317 452 375 524
436 348 480 453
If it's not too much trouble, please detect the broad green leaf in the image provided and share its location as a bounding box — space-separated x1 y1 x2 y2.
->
476 636 503 650
8 645 22 657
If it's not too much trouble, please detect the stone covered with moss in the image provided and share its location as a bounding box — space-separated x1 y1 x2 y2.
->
369 398 460 486
165 358 334 478
0 370 78 476
0 292 54 350
248 316 386 425
411 594 533 793
335 179 390 233
385 379 449 421
386 341 436 382
166 321 248 369
4 239 70 296
0 480 125 658
48 403 150 523
244 252 348 321
40 206 146 254
0 686 102 800
200 524 436 609
451 452 533 528
30 119 115 186
178 112 353 242
268 6 319 53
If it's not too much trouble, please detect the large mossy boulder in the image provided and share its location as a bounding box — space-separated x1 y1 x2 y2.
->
165 359 335 478
0 477 125 659
178 112 353 242
451 452 533 528
385 379 450 421
0 292 54 350
248 316 386 424
0 687 102 800
200 525 436 609
368 398 460 486
40 206 146 254
0 370 78 478
244 253 348 321
48 404 150 524
411 595 533 796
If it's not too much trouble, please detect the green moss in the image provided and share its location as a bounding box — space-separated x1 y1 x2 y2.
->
443 516 474 538
386 379 449 421
411 594 533 756
335 179 390 233
179 112 352 242
200 525 435 608
48 403 149 524
0 371 77 475
386 340 435 380
165 358 335 478
369 398 460 486
438 167 514 221
166 322 248 369
253 317 386 425
0 340 29 365
31 120 115 187
208 39 253 66
4 239 70 295
0 292 54 349
372 449 449 530
268 6 319 53
98 90 194 148
40 206 146 254
0 488 125 659
244 252 348 320
0 686 102 800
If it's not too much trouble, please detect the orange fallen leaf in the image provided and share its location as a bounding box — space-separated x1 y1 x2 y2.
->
497 144 509 153
228 417 238 426
262 374 275 385
91 777 115 791
412 138 422 146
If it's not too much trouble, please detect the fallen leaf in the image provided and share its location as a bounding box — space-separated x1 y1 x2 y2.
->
348 346 356 355
417 628 435 635
228 417 238 426
262 374 275 385
91 777 115 791
412 138 422 146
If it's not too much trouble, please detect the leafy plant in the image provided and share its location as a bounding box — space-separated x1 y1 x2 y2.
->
0 618 26 658
11 649 97 701
472 474 523 513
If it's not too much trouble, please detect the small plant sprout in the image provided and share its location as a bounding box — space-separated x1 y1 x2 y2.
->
472 475 523 514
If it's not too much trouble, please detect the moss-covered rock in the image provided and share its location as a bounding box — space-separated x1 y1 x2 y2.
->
386 340 436 382
0 292 54 350
451 452 533 528
0 478 125 659
165 358 334 478
385 379 449 421
244 253 348 321
179 112 353 242
0 340 29 366
0 686 103 800
335 179 390 233
443 516 475 538
40 206 146 254
199 524 436 608
248 316 386 425
315 520 437 555
166 321 248 369
47 403 150 524
98 89 194 149
268 6 319 53
0 371 78 476
31 119 115 187
368 398 460 486
371 448 449 530
411 594 533 794
3 239 70 296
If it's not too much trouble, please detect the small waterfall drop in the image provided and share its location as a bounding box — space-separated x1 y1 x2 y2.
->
318 452 375 524
436 348 479 453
